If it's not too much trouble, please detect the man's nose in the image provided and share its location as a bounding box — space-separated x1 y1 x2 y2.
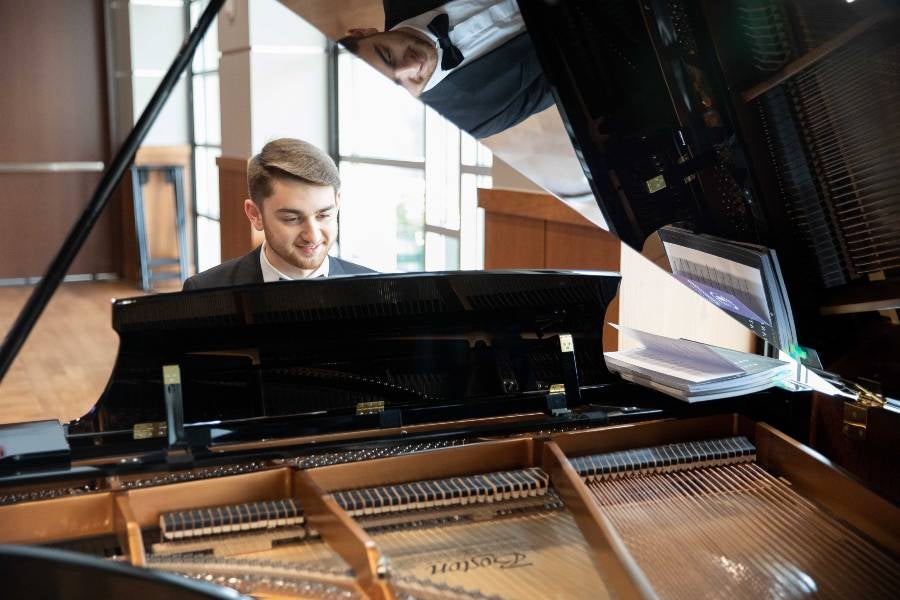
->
299 219 321 242
393 54 420 81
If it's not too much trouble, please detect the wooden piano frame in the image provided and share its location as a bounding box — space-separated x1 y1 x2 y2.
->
1 414 897 599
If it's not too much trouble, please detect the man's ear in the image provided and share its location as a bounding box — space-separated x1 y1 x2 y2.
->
348 27 378 38
244 199 264 232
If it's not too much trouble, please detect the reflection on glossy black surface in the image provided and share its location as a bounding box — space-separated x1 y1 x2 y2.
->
518 0 900 391
70 271 621 436
280 0 900 390
337 0 554 139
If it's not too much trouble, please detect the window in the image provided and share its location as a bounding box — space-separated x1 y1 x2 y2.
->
336 46 490 272
189 0 221 273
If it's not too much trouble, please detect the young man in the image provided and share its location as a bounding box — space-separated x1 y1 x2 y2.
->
338 0 554 139
182 138 373 290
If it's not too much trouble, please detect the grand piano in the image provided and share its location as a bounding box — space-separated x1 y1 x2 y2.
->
0 1 898 598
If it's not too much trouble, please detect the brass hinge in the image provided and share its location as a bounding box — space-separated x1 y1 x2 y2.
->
842 384 886 441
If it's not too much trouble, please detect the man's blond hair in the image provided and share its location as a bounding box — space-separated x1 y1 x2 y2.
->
247 138 340 202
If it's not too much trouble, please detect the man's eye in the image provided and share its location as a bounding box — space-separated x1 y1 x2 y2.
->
281 217 298 223
317 213 331 220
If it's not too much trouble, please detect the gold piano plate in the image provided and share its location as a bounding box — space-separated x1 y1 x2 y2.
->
645 174 667 194
133 421 167 440
356 400 385 416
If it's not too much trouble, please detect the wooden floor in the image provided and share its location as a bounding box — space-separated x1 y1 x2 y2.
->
0 280 151 425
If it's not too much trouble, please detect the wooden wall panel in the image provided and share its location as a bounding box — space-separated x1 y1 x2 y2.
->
545 222 620 271
217 156 259 261
484 213 545 269
0 173 117 279
0 0 115 279
479 188 620 272
478 188 596 227
0 0 108 163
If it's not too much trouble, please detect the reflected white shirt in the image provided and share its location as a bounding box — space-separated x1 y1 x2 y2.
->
392 0 525 93
259 242 330 282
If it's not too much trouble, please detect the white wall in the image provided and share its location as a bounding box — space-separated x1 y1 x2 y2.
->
218 0 329 158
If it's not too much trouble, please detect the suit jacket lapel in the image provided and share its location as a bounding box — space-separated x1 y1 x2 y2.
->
328 256 344 276
234 245 265 285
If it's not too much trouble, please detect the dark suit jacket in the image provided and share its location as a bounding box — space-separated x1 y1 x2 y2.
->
385 0 555 138
182 246 375 291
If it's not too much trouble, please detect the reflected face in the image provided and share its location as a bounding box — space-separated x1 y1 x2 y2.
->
244 179 339 278
349 28 438 96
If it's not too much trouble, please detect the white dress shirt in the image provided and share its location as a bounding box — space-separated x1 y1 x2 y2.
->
259 242 330 282
392 0 525 93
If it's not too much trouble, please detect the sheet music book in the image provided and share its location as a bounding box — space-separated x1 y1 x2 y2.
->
605 325 793 402
657 226 798 353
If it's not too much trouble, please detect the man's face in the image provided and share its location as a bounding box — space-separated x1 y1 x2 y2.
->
245 179 339 277
349 28 438 96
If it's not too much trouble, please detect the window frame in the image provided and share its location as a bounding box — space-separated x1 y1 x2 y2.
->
332 44 489 272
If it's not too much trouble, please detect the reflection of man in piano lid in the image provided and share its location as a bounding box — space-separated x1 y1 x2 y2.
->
338 0 554 139
340 26 439 97
182 139 374 291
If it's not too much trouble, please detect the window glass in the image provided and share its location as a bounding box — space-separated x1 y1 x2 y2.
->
190 0 218 74
338 52 425 162
191 76 208 145
425 232 460 271
425 108 461 230
337 50 493 272
339 162 425 272
196 215 221 272
189 0 221 275
191 75 220 146
460 131 492 168
461 131 477 167
203 73 221 146
194 146 221 219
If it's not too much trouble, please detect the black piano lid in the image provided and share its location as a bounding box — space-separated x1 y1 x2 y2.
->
519 0 900 390
518 0 762 250
67 270 624 445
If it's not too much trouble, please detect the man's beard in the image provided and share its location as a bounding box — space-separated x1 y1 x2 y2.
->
288 248 325 270
284 242 328 271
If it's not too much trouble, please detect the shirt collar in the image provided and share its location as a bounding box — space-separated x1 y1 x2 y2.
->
259 242 330 282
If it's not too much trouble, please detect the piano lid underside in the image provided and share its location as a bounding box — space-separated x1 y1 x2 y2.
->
742 0 900 288
524 0 899 292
